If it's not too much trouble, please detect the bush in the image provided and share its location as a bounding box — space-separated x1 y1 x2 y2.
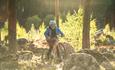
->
24 15 42 32
31 15 42 30
60 8 83 51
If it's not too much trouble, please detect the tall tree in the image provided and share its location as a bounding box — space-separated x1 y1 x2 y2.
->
0 29 1 42
8 0 16 52
82 0 91 49
55 0 59 27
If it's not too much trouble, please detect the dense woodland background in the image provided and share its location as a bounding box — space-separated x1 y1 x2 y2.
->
0 0 115 70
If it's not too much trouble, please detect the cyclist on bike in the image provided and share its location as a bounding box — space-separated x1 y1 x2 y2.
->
44 20 64 59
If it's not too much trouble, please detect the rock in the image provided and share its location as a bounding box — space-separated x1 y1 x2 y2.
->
17 38 28 45
101 61 114 70
63 53 100 70
0 61 18 70
102 52 115 61
17 51 33 61
78 49 108 64
17 38 29 50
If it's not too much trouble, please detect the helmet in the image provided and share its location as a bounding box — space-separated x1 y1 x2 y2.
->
49 20 57 29
49 20 56 26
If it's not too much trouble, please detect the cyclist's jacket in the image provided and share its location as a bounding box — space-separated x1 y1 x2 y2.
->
44 27 64 38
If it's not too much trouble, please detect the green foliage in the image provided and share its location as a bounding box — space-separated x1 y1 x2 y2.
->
90 19 97 49
1 8 115 51
17 23 40 40
1 22 41 41
32 15 42 30
23 15 42 32
27 24 40 40
60 8 83 51
90 21 115 46
60 8 115 50
17 23 28 39
102 24 115 45
24 17 32 32
39 23 46 38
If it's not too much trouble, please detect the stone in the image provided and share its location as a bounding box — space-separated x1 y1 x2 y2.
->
101 61 114 70
78 49 108 64
63 53 100 70
17 51 33 61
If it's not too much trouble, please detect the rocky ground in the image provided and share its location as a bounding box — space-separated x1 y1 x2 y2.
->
0 38 115 70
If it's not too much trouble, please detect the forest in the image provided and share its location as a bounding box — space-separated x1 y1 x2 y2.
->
0 0 115 70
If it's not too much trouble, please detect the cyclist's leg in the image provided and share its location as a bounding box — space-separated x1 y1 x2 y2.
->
47 45 53 59
46 39 54 59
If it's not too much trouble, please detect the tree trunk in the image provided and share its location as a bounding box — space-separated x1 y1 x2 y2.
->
0 29 1 42
110 10 115 31
55 0 59 27
8 0 16 53
82 0 91 49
